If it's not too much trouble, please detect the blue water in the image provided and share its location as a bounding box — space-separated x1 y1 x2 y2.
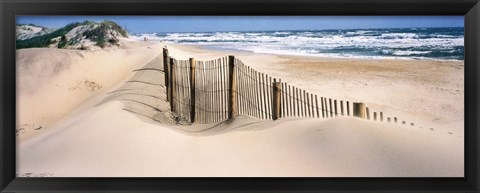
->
133 27 464 61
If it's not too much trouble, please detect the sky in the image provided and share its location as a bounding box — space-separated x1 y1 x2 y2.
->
16 16 464 33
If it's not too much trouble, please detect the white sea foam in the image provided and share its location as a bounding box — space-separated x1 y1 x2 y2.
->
136 28 464 60
273 31 292 35
392 50 432 56
346 30 374 35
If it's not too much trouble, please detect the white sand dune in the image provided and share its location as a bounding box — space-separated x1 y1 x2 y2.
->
17 101 463 177
16 41 164 141
16 39 464 177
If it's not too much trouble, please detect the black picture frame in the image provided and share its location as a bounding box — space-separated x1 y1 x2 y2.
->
1 0 479 192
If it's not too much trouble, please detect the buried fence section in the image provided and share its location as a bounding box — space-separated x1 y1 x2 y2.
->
163 49 416 127
168 57 372 123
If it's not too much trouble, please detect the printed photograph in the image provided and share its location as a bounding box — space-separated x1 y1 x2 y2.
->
16 16 464 177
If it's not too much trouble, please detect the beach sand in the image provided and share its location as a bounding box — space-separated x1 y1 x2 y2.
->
16 39 464 177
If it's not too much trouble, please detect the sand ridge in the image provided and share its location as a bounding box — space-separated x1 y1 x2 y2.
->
16 41 165 141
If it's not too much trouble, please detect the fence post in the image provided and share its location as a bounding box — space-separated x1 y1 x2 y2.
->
272 79 281 120
227 55 237 120
334 100 338 117
353 102 366 119
189 57 196 123
329 98 333 117
366 107 370 120
340 100 344 116
163 48 170 102
321 97 325 118
169 58 175 112
347 101 350 116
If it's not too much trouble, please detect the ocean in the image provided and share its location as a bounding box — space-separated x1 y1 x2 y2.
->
133 27 464 61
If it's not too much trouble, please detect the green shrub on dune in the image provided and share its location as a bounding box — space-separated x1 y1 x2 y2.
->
16 22 83 49
16 20 128 50
82 21 127 48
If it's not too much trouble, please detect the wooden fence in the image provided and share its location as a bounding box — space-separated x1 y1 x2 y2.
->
162 48 417 126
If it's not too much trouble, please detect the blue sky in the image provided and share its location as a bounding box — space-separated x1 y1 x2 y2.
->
17 16 464 33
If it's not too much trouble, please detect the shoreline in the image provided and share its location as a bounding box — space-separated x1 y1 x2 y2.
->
166 42 465 62
159 39 464 62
